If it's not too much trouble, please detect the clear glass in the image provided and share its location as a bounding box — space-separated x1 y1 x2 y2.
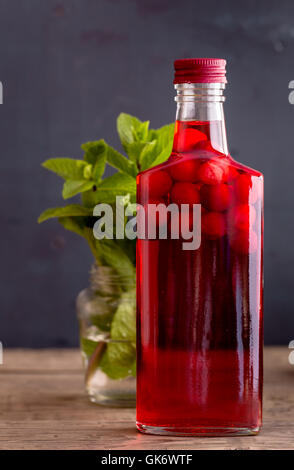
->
77 265 136 407
136 83 263 436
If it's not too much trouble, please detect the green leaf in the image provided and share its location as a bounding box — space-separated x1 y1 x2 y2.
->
137 120 150 141
99 290 136 378
115 238 136 266
131 361 136 377
81 334 135 380
92 153 107 182
106 342 135 370
83 164 93 180
110 290 136 341
81 140 106 165
99 350 133 380
81 188 101 208
95 239 136 288
117 113 142 150
81 337 98 358
38 204 92 223
62 179 94 199
94 172 136 204
81 140 107 181
146 123 174 169
148 122 175 145
118 118 174 169
138 140 157 169
42 158 90 180
91 311 114 332
150 146 172 168
125 142 148 164
105 143 137 177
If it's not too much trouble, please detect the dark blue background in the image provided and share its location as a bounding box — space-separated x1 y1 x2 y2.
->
1 0 293 346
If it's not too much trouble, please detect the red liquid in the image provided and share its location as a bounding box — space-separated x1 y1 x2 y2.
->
136 121 263 435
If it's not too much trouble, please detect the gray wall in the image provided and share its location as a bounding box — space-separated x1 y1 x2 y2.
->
1 0 293 346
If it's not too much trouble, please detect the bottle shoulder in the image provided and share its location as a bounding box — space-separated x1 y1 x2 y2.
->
137 148 263 209
137 150 263 181
228 156 263 179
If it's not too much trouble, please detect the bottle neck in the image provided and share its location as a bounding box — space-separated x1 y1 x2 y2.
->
173 83 228 155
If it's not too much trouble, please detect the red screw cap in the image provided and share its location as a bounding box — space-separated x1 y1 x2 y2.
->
174 58 227 84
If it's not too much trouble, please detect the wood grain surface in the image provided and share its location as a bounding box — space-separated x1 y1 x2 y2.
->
0 347 293 450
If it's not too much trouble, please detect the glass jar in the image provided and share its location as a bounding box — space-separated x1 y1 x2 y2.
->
77 265 136 407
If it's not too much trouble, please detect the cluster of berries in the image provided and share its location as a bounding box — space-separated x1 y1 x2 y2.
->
144 153 261 254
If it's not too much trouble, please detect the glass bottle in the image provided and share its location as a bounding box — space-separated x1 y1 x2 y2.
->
136 58 263 436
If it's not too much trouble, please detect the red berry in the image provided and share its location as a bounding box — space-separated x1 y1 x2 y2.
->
171 182 200 206
234 174 259 204
220 161 239 182
168 158 200 182
147 170 172 198
194 140 214 151
173 128 207 152
228 204 256 232
142 197 165 214
194 182 202 191
229 229 258 254
200 183 232 212
202 212 226 239
197 160 225 185
227 166 239 182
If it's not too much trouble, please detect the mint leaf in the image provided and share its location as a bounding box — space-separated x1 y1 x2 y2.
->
92 153 107 182
91 311 114 332
138 140 157 170
62 179 94 199
106 342 135 370
117 113 142 150
81 188 101 208
83 164 93 179
131 361 136 377
125 142 149 164
95 239 136 288
81 335 135 380
145 122 174 170
137 120 150 141
100 290 136 379
81 140 107 181
81 140 105 165
81 337 98 358
94 172 136 204
100 351 133 380
150 146 172 168
105 143 137 177
38 204 92 223
118 118 173 169
110 290 136 341
42 158 91 180
148 122 174 145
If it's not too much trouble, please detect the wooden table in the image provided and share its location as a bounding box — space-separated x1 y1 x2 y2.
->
0 347 293 450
